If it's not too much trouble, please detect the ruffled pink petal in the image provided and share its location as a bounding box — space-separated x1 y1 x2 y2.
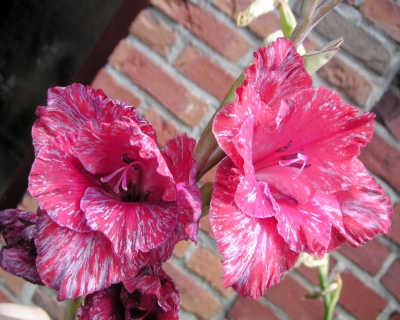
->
274 195 331 257
35 213 148 300
254 87 375 203
33 84 156 153
81 187 179 259
78 284 124 320
313 191 347 252
76 120 176 202
210 158 298 299
336 160 393 247
213 37 312 161
161 134 202 242
28 133 98 232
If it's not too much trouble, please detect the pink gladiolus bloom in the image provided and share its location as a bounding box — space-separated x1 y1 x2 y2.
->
77 266 179 320
210 38 393 299
0 209 43 285
28 84 201 300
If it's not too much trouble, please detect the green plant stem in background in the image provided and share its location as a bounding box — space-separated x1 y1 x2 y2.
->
317 254 331 317
64 297 84 320
317 254 342 320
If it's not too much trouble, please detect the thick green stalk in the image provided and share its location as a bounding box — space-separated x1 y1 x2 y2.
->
64 297 84 320
317 254 332 320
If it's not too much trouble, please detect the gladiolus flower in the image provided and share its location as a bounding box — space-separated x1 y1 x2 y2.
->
28 84 201 300
77 266 179 320
0 209 42 285
210 38 392 299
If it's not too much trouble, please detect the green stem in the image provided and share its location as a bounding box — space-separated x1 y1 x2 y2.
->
64 297 84 320
317 254 332 320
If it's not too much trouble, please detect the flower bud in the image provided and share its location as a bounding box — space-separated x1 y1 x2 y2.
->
303 37 343 75
237 0 275 27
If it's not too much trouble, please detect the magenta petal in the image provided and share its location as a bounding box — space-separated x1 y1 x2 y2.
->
254 87 375 203
32 84 156 153
275 196 331 257
81 187 179 259
28 133 97 232
35 213 147 300
161 134 202 242
235 175 276 219
161 133 197 184
211 159 298 298
336 160 393 247
213 37 312 161
76 120 176 202
78 284 124 320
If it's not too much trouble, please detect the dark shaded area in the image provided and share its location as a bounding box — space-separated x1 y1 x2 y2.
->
0 0 122 193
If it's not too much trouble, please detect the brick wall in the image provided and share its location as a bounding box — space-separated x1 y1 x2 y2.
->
1 0 400 319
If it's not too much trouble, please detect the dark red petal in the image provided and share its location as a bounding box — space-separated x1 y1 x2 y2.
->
78 284 124 320
210 158 298 299
123 266 180 319
0 209 42 285
0 209 36 245
32 84 156 153
81 187 179 259
35 213 148 300
0 245 43 285
28 133 97 232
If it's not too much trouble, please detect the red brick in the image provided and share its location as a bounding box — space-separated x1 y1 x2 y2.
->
214 0 281 39
0 268 26 296
143 108 180 147
227 296 279 320
109 40 209 127
186 246 233 297
372 90 400 142
151 0 252 62
264 273 325 320
129 10 178 57
359 132 400 193
172 240 191 259
338 238 390 275
199 215 215 239
91 68 141 107
175 46 236 101
381 259 400 300
163 262 221 319
361 0 400 43
339 270 387 319
296 264 320 286
33 287 65 320
390 311 400 320
387 203 400 245
0 288 12 302
318 56 375 106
